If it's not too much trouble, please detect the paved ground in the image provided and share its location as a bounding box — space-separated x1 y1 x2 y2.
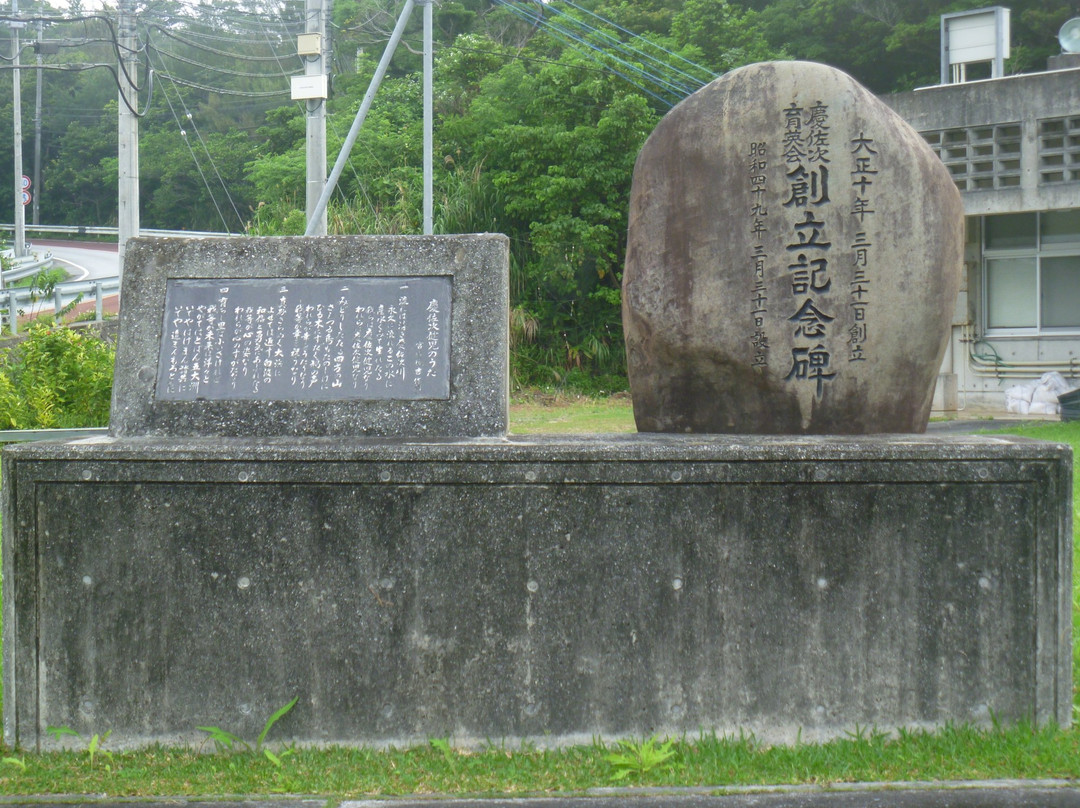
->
926 414 1064 434
2 784 1080 808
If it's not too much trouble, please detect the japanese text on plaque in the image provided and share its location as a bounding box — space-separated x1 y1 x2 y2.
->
157 276 452 401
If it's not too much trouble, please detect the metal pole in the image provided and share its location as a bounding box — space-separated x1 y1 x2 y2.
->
117 0 139 279
421 0 432 235
304 0 327 236
31 16 41 226
304 0 415 237
12 0 25 261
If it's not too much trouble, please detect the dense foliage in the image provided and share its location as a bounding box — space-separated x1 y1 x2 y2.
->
1 0 1074 388
0 323 115 428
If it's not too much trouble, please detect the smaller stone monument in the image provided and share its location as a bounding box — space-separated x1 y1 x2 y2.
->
623 61 964 434
111 235 509 438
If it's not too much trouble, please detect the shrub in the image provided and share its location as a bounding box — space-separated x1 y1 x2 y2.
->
0 323 114 429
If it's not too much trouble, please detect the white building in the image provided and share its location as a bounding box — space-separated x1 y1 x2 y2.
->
884 13 1080 414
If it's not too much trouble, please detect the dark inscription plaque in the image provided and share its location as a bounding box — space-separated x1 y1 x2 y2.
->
157 276 451 401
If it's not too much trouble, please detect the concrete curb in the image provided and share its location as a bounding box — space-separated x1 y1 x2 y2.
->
2 782 1080 807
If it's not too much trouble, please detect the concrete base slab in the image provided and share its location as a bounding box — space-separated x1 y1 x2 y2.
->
4 788 1080 808
2 434 1072 749
345 790 1080 808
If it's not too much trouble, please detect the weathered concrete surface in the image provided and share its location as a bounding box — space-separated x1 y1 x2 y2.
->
623 61 964 434
111 235 509 438
884 65 1080 217
343 790 1080 808
6 788 1080 808
7 789 1080 808
3 434 1070 750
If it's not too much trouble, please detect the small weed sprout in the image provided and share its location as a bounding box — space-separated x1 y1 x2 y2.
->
604 735 679 781
197 725 247 754
2 757 26 772
45 726 80 743
42 726 112 769
86 731 113 768
429 737 457 772
196 697 298 767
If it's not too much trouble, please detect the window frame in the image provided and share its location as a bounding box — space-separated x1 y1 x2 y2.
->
981 211 1080 336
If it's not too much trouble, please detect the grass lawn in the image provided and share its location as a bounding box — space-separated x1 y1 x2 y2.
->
509 391 636 433
0 411 1077 796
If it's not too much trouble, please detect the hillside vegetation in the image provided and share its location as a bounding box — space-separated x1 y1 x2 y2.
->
1 0 1072 388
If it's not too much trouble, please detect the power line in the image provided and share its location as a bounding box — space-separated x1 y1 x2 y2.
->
152 71 291 96
491 1 677 105
551 0 714 85
146 25 302 61
489 0 714 107
150 41 303 79
147 44 246 231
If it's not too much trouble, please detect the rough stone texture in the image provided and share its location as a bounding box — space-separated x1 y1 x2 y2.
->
623 62 964 434
110 234 509 438
3 434 1070 750
341 791 1080 808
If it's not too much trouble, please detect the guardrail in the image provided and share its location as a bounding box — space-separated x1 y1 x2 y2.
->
0 225 236 239
1 277 121 334
0 427 108 442
4 252 54 282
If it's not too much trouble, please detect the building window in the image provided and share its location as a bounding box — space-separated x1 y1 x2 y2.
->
983 211 1080 333
1038 116 1080 185
923 124 1021 191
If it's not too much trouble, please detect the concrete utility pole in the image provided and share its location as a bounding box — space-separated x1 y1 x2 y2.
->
117 0 139 278
11 0 25 260
32 17 42 226
305 0 435 237
306 0 415 236
420 0 432 235
304 0 328 236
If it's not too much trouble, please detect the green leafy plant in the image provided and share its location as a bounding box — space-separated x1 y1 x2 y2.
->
86 731 113 768
197 725 246 754
604 735 679 781
0 321 114 428
429 737 457 772
42 726 112 769
45 725 80 742
196 697 298 767
2 756 26 772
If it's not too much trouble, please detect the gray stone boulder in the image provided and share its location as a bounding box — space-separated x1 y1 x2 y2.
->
623 61 964 434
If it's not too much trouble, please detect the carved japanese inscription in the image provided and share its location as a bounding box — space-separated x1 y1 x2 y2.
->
623 61 963 434
157 276 451 401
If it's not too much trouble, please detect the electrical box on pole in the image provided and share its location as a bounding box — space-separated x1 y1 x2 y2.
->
297 33 322 56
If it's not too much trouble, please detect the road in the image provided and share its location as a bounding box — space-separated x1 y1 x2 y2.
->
35 239 119 282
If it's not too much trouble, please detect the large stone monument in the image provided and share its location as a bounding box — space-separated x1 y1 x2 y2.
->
1 70 1072 749
624 62 964 434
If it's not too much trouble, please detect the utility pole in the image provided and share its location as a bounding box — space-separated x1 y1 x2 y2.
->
32 16 42 226
303 0 327 236
420 0 432 235
117 0 139 278
11 0 25 261
304 0 434 237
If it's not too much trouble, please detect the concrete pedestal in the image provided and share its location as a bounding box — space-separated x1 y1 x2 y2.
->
3 434 1072 749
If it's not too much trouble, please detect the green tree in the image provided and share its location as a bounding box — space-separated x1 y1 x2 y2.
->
44 108 118 226
671 0 778 73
